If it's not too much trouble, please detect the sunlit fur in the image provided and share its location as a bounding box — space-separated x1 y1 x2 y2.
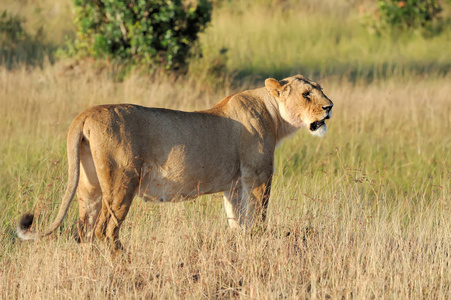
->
275 75 333 137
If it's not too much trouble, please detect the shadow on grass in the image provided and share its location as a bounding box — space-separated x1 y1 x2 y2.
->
0 42 56 70
0 10 56 70
232 60 451 83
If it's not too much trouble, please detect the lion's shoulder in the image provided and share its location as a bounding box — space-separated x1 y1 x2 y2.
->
205 88 269 115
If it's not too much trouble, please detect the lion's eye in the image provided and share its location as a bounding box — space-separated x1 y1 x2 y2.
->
302 91 311 99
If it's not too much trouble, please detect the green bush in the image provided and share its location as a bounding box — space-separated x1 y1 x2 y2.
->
72 0 212 70
373 0 445 36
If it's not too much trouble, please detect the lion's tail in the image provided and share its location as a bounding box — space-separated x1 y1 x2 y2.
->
17 116 86 240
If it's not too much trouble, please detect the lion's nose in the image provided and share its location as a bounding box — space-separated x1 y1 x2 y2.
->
323 104 333 119
322 105 333 113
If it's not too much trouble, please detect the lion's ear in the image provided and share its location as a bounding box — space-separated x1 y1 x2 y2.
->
265 78 283 98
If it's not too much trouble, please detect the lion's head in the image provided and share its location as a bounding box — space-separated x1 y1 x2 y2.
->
265 75 333 137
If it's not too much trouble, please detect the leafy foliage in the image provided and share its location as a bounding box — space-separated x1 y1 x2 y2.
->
372 0 445 36
71 0 212 70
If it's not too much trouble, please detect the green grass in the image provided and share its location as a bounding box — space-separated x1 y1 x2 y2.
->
0 0 450 298
195 0 451 81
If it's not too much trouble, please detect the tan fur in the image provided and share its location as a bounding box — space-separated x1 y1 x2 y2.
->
17 75 333 253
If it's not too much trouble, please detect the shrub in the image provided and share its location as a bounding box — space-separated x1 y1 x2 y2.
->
71 0 212 70
367 0 446 36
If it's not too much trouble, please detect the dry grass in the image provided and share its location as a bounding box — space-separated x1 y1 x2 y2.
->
0 63 450 298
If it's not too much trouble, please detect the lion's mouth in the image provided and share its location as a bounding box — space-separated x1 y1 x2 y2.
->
309 119 326 131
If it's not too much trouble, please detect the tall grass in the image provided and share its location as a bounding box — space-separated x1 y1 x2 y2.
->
1 0 450 298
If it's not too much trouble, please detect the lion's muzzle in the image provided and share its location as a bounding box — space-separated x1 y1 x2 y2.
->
309 119 326 131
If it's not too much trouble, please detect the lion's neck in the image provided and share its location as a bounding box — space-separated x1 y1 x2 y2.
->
261 90 300 144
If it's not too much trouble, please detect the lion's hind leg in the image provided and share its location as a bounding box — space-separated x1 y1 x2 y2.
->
77 142 102 243
93 164 139 255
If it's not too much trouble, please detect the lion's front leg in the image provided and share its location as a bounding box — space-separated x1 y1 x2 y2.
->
238 167 273 229
223 184 243 229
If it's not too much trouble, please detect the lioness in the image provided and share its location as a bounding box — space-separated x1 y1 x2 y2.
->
17 75 333 252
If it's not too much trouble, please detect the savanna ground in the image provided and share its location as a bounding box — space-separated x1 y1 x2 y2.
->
1 0 450 298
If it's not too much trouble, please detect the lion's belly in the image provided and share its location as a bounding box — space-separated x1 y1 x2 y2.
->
133 118 241 202
136 159 239 203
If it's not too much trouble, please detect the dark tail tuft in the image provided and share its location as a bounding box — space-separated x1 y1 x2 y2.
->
19 213 34 231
